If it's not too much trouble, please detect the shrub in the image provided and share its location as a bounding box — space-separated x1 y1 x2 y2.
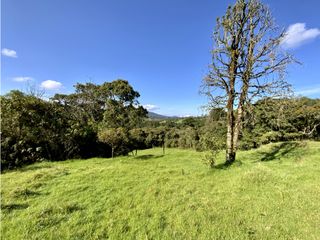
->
260 131 283 144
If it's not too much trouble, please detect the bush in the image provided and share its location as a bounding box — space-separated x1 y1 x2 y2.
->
199 133 224 168
260 131 283 144
282 132 304 141
239 129 261 150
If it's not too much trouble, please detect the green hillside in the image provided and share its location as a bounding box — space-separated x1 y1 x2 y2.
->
1 141 320 239
147 111 179 120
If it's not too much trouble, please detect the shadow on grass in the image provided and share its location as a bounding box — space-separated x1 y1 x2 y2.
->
1 203 29 212
12 188 42 199
258 142 300 162
17 164 53 173
133 154 164 161
214 160 243 170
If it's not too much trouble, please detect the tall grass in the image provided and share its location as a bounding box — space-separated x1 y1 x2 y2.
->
1 141 320 239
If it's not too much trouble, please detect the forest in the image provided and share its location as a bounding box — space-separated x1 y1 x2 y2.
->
1 79 319 170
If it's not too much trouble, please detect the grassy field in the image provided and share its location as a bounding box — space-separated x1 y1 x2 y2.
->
1 141 320 239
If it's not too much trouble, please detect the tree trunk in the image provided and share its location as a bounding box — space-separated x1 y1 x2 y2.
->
111 147 114 159
135 149 138 156
226 150 236 164
231 21 254 161
225 37 240 165
226 109 236 165
162 143 165 155
225 122 236 165
233 100 245 154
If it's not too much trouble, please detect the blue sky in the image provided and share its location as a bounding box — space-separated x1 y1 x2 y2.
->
1 0 320 116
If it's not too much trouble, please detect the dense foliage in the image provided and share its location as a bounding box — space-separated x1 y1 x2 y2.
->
146 97 320 151
1 80 147 169
1 79 319 170
240 98 320 149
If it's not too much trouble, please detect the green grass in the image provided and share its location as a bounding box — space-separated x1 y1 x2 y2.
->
1 141 320 239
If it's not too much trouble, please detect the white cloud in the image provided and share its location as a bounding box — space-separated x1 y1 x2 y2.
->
1 48 18 58
12 76 34 82
40 80 63 90
143 104 160 111
296 86 320 96
281 23 320 49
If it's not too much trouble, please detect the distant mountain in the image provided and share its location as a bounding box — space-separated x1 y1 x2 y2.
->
147 111 179 120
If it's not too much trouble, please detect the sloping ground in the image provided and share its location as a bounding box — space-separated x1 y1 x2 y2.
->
1 141 320 239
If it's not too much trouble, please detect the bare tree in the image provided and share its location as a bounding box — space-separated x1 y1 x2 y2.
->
202 0 296 165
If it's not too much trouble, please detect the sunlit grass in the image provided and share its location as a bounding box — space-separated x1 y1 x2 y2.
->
1 141 320 239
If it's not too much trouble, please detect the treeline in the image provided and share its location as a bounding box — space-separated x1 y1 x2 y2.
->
1 80 147 169
1 80 320 170
156 97 320 151
241 97 320 149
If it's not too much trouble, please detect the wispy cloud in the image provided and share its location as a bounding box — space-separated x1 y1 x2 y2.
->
1 48 18 58
296 86 320 96
12 76 34 82
281 23 320 49
40 80 63 90
143 104 160 111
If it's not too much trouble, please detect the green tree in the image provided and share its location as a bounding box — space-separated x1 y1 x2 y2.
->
98 128 128 158
289 97 320 138
145 128 166 154
129 128 147 155
98 80 147 156
100 80 147 130
1 91 69 168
